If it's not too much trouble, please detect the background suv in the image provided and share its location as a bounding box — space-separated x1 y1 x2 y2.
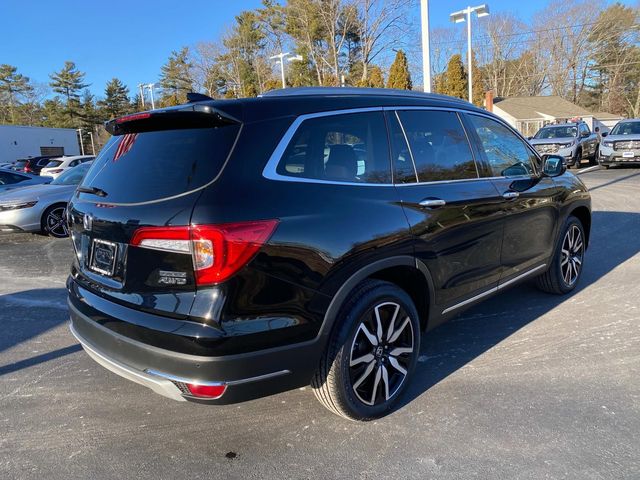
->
598 119 640 169
529 121 599 168
67 88 591 421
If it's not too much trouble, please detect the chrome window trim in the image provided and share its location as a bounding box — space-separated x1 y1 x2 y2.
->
261 104 541 187
394 110 420 183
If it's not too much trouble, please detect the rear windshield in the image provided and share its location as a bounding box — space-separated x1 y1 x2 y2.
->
45 160 63 167
79 126 240 204
14 160 27 168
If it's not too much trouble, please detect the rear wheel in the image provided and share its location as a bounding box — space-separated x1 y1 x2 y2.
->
312 280 420 421
536 216 585 294
42 204 68 238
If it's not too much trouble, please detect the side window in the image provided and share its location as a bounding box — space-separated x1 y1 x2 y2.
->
0 172 25 184
395 110 477 182
387 112 417 184
580 124 590 136
467 114 536 177
70 160 79 167
276 111 391 184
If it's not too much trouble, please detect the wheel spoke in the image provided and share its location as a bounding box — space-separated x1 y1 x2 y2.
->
574 256 582 266
574 240 583 253
388 356 407 376
374 305 384 342
385 304 400 342
381 365 390 401
388 317 410 344
350 353 375 367
357 323 378 347
369 366 382 404
389 346 413 357
352 361 376 391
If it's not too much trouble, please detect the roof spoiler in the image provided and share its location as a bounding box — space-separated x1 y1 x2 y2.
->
106 104 240 135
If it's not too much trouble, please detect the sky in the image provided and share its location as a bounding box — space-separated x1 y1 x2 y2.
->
0 0 635 98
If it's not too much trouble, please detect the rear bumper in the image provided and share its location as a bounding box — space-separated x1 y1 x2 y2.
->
68 292 324 404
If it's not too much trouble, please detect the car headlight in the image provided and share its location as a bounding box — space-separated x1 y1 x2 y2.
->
0 201 38 212
602 141 614 148
559 142 574 148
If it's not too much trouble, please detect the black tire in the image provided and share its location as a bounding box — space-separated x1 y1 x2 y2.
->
571 148 582 169
603 164 610 170
41 203 69 238
311 280 421 421
536 216 585 295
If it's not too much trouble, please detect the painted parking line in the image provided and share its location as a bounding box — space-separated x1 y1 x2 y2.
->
576 165 601 175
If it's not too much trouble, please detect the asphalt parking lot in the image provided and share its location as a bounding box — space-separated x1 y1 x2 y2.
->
1 166 638 480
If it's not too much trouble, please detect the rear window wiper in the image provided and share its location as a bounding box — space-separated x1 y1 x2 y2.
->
77 186 108 197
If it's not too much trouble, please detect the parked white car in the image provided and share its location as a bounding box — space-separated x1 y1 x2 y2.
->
40 155 94 179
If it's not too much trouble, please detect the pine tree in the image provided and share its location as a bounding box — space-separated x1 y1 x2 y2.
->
442 54 467 100
0 64 33 123
99 78 131 119
358 65 384 88
49 61 88 124
471 52 484 106
159 47 193 106
386 50 412 90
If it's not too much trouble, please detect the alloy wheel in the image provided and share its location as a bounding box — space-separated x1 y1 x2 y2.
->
348 301 414 406
560 224 584 286
46 206 69 238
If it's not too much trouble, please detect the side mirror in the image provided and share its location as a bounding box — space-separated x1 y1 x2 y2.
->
542 155 566 177
601 132 608 137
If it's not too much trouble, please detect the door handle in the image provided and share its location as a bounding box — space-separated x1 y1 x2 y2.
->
502 191 520 200
419 198 446 208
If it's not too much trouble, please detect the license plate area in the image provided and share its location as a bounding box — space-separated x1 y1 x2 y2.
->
88 239 118 277
622 151 634 158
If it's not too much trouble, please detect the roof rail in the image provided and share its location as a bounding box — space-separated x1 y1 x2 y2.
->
259 86 470 104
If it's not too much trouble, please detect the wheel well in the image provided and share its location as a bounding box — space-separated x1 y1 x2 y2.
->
570 206 591 247
369 266 430 330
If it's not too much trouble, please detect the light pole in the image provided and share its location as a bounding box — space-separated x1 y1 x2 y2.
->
88 131 96 155
145 83 157 110
138 83 146 108
420 0 432 93
76 128 84 155
270 52 303 88
450 4 489 103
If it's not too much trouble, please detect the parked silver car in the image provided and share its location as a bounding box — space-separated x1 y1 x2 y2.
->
529 122 599 168
0 162 91 237
598 119 640 169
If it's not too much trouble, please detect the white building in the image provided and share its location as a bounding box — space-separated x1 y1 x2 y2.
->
487 94 624 137
0 125 80 164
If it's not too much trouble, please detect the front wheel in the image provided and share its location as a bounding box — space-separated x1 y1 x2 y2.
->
42 204 69 238
536 216 585 294
312 280 421 421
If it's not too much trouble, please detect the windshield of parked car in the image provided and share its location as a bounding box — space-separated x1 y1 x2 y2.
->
14 160 28 169
534 126 578 139
51 162 91 185
45 160 63 167
610 121 640 136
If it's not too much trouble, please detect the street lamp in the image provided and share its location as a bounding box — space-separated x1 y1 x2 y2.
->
76 128 84 156
145 83 157 110
270 52 303 89
450 4 490 103
420 0 432 93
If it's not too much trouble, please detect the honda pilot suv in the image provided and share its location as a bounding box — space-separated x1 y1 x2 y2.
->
67 88 591 420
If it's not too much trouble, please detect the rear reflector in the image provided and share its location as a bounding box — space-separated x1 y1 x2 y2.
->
130 220 278 285
186 383 227 399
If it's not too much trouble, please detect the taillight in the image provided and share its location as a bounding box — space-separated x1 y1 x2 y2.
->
130 220 278 285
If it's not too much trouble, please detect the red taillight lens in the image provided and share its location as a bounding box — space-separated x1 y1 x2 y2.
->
115 112 152 123
186 383 227 399
130 220 278 285
24 166 31 173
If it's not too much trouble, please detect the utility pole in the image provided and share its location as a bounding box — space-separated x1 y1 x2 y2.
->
450 4 490 103
420 0 432 93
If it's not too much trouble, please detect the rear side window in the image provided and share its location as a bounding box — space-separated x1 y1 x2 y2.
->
45 160 63 167
467 114 536 177
0 171 26 184
276 112 391 184
80 126 240 204
395 110 477 183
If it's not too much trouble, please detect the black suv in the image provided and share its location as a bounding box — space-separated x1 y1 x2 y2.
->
13 156 59 174
67 88 591 420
